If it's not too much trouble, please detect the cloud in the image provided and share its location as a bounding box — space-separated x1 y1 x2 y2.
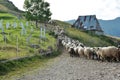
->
95 0 120 20
46 0 120 20
9 0 120 20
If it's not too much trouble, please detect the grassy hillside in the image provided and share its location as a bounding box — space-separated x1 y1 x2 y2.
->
66 28 118 47
0 4 8 12
66 18 120 38
55 20 71 27
0 12 58 79
55 20 119 47
0 0 22 12
0 13 17 20
0 13 56 60
0 0 24 18
0 11 120 79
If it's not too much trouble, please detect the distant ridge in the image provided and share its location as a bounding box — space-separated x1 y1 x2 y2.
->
65 19 76 24
99 17 120 37
0 0 24 18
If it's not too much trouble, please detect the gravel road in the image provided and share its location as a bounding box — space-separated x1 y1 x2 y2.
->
15 50 120 80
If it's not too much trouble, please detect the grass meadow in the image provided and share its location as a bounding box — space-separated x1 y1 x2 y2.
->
0 12 58 79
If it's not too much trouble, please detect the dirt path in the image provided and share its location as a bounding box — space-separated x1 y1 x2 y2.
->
14 50 120 80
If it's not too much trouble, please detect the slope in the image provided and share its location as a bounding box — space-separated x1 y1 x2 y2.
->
0 12 56 61
66 18 120 37
56 20 120 47
0 0 24 18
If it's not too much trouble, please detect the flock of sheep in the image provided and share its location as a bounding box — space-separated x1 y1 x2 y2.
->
54 26 120 62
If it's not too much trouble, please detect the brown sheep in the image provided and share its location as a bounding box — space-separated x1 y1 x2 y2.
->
97 46 120 62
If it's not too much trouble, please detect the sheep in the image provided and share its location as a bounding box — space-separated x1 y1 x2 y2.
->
78 43 84 48
54 25 120 62
73 46 80 57
84 47 94 59
68 47 76 57
65 42 72 50
96 46 120 62
73 47 78 53
92 47 101 60
78 47 84 57
59 29 64 35
62 40 67 46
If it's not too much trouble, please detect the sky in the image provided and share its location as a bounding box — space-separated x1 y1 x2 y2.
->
9 0 120 21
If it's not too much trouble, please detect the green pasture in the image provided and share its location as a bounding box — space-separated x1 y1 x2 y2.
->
0 13 56 60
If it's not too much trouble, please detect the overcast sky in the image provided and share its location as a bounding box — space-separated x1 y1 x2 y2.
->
9 0 120 21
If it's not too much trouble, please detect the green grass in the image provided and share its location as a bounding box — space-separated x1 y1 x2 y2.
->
65 28 117 47
0 12 60 79
0 4 8 11
54 20 119 47
0 13 17 20
55 20 70 27
1 13 119 79
0 0 22 12
0 27 56 60
0 50 61 80
0 13 56 60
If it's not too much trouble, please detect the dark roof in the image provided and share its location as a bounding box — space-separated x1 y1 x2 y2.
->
72 15 103 32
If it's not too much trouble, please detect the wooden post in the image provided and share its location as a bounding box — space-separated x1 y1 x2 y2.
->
16 36 18 57
6 22 10 29
40 27 43 43
44 27 46 39
34 38 36 54
39 28 41 44
4 35 6 49
26 21 28 27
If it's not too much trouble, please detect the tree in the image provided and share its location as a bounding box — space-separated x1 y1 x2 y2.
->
24 0 52 28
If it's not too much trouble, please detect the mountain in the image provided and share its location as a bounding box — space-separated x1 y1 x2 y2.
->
66 19 76 25
0 0 24 18
66 18 120 37
99 18 120 37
